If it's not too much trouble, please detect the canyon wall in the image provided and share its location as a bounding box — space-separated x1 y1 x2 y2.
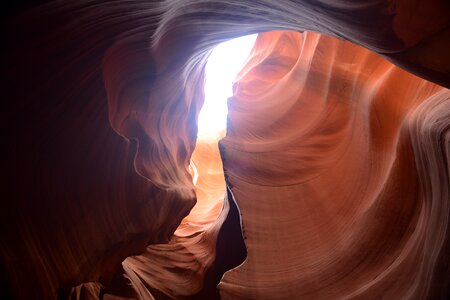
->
220 31 449 299
2 1 449 299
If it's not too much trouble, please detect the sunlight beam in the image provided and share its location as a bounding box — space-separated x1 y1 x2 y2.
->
197 34 257 137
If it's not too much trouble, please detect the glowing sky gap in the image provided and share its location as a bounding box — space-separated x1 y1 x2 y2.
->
197 34 257 136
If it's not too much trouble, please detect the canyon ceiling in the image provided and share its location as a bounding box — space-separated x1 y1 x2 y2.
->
2 1 450 299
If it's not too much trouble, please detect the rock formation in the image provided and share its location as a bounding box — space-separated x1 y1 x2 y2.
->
220 30 449 299
2 1 449 299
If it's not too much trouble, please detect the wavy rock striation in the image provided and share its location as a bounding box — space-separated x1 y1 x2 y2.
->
220 31 450 299
2 1 450 299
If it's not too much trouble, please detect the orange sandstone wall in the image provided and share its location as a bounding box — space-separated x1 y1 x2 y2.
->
2 1 449 299
220 31 449 299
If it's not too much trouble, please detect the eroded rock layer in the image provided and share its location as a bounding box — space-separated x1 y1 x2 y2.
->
220 31 450 300
2 1 450 299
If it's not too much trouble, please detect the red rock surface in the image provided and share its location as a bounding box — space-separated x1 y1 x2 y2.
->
220 30 449 299
2 1 449 299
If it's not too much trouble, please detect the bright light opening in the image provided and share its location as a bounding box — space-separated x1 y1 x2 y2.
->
180 35 257 236
197 34 257 137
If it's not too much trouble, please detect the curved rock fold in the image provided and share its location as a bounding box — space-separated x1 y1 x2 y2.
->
2 1 449 299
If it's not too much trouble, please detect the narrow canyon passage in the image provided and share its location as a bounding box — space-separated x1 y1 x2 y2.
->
71 30 450 299
177 33 257 237
2 1 450 299
116 36 258 299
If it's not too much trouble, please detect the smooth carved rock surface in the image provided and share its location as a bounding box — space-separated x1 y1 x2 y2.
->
220 31 449 299
2 1 450 299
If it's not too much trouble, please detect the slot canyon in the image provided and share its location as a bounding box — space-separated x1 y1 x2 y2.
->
2 1 450 299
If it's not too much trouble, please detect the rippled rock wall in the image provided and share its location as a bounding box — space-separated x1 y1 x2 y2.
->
2 1 449 299
220 31 449 299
